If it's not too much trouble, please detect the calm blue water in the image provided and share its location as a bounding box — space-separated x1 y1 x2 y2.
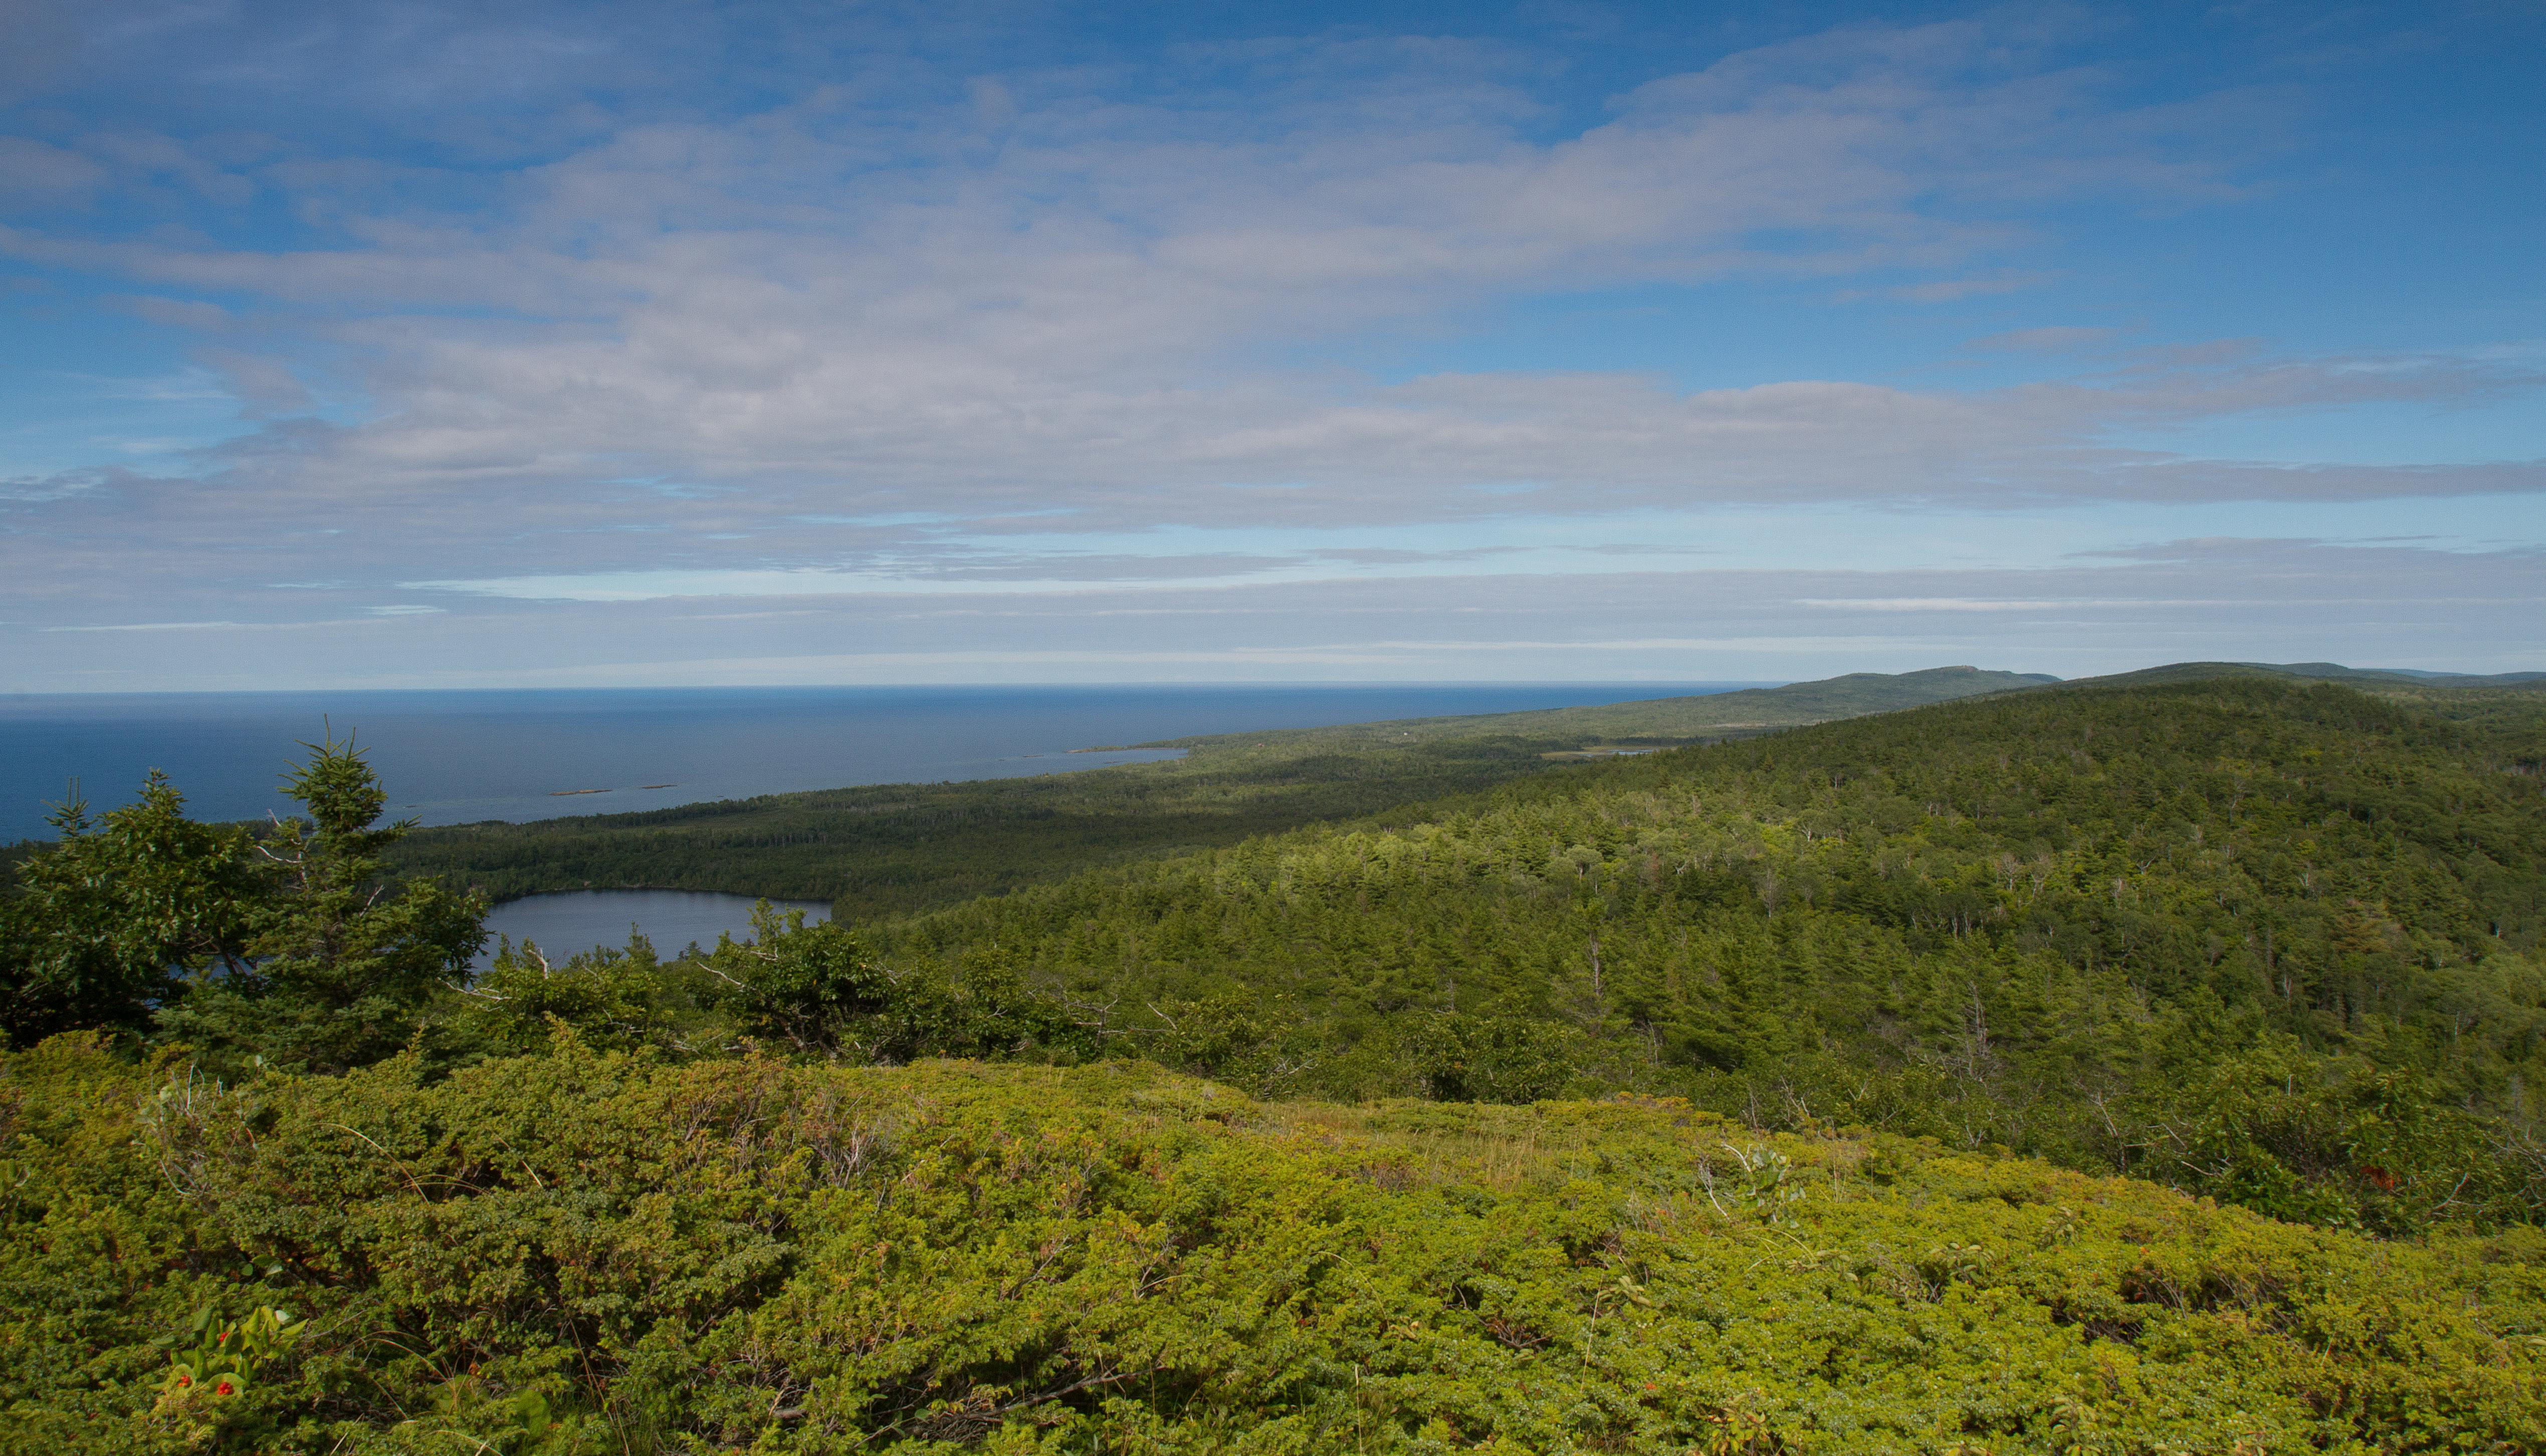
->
0 683 1761 844
475 889 830 971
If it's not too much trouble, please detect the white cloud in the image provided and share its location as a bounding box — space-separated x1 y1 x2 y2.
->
11 536 2538 691
196 349 314 414
0 18 2298 529
2 5 2540 676
1965 326 2116 354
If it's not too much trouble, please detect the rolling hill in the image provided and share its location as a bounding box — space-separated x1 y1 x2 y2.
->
386 666 2066 915
11 664 2546 1450
874 674 2546 1230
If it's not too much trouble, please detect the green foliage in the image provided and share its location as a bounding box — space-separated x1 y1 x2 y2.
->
4 1038 2540 1453
452 910 1095 1071
0 775 267 1043
8 674 2546 1445
154 733 487 1075
152 1301 308 1436
697 908 1095 1064
873 678 2546 1230
455 933 698 1057
12 675 2545 1238
383 736 1560 917
1182 665 2062 751
382 669 2046 919
704 905 899 1052
2135 1033 2533 1230
1412 1008 1607 1104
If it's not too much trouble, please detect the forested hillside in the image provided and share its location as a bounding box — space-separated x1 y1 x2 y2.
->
383 667 2047 918
1142 665 2061 751
1138 663 2539 758
383 733 1557 915
875 676 2546 1230
8 669 2546 1449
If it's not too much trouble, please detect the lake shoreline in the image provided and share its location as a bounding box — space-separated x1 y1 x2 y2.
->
472 887 833 971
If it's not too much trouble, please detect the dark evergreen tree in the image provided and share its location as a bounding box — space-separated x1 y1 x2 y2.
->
0 776 266 1045
155 734 486 1074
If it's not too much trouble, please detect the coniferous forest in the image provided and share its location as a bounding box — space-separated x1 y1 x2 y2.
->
5 667 2545 1452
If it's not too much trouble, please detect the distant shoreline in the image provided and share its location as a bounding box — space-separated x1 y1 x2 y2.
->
0 682 1762 845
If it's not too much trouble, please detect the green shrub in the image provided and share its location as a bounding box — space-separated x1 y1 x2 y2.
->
4 1036 2538 1452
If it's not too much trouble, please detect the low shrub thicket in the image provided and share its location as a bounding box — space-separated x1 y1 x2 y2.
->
4 1036 2539 1453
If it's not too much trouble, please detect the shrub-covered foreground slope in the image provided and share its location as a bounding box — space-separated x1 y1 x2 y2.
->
6 1039 2541 1454
877 678 2546 1229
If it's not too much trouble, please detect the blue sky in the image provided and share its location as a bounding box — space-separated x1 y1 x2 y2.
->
2 0 2539 690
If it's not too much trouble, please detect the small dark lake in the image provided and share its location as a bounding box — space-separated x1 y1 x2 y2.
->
474 889 830 971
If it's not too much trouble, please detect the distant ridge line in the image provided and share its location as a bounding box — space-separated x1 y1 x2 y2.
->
1156 660 2543 754
2062 662 2546 691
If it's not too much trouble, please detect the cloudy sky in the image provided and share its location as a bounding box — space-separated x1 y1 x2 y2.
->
2 0 2539 691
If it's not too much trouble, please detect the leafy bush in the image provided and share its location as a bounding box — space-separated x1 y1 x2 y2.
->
3 1037 2539 1452
2 734 485 1074
0 774 267 1041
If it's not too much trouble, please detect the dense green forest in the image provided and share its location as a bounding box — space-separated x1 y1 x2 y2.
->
875 676 2546 1231
384 732 1556 915
381 667 2049 919
374 663 2540 923
5 666 2545 1449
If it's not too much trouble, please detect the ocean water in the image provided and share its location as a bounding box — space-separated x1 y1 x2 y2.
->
474 889 831 971
0 683 1759 845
